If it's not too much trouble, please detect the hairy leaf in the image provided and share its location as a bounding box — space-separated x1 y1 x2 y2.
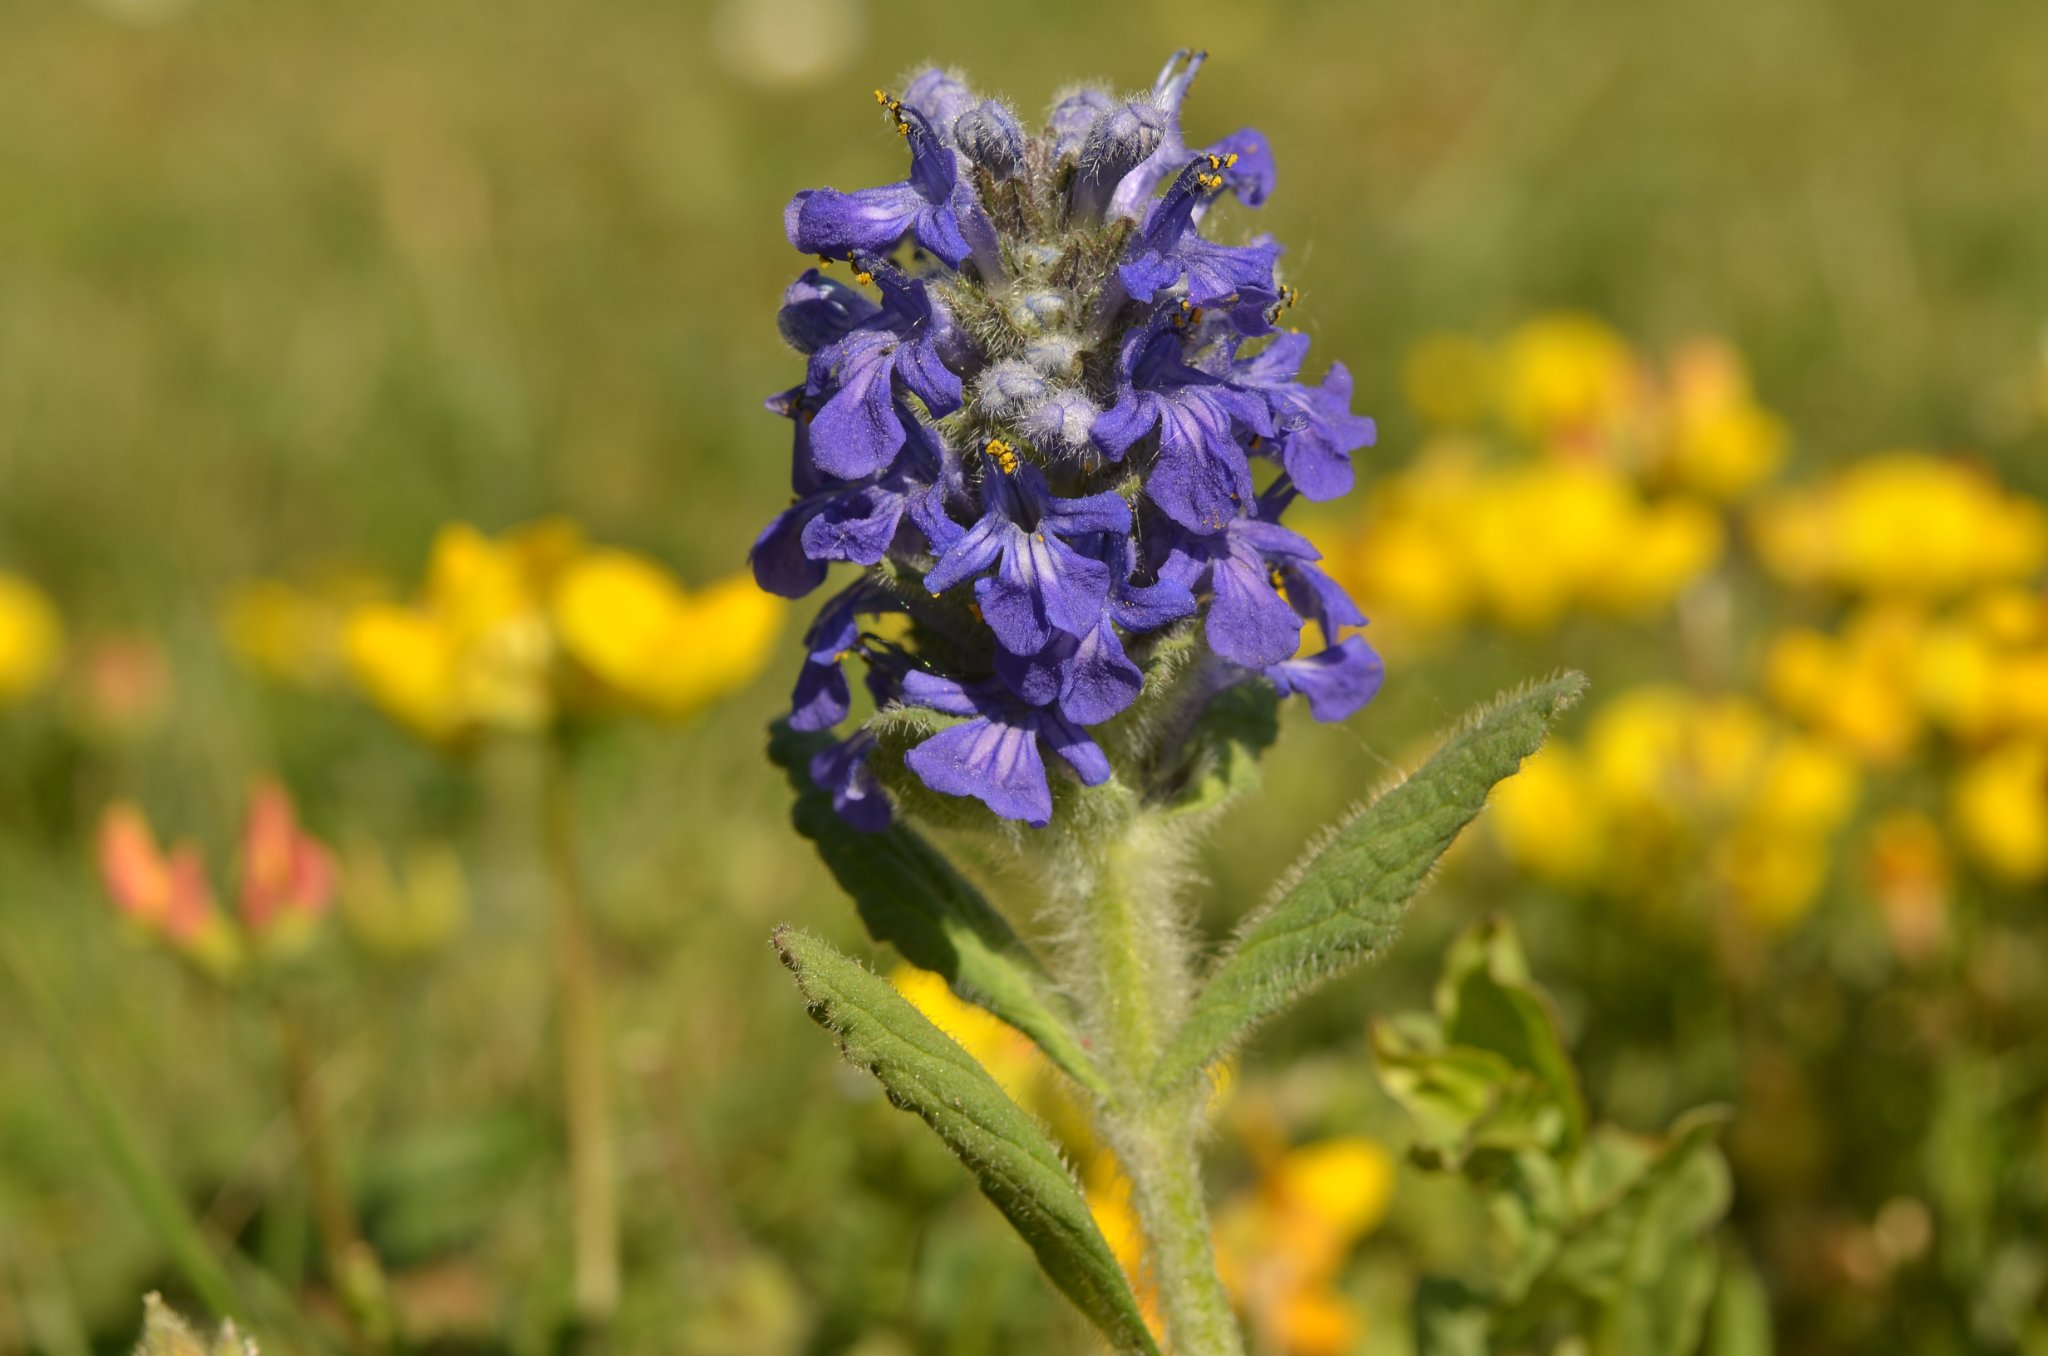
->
771 723 1104 1095
773 928 1162 1356
1161 673 1586 1088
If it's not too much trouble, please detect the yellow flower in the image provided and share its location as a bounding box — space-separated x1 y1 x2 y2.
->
1582 495 1725 617
1498 313 1638 448
1656 340 1788 501
1491 744 1606 886
345 521 571 742
1216 1137 1394 1356
1952 741 2048 883
552 550 781 720
0 571 64 706
1752 454 2048 599
1764 609 1926 766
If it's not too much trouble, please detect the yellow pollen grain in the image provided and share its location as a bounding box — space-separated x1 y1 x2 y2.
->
985 439 1020 474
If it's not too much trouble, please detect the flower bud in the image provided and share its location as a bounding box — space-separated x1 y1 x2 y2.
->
954 100 1026 181
1007 290 1069 332
902 68 976 137
1070 99 1167 223
1023 334 1085 380
974 361 1048 420
1022 389 1101 453
1048 87 1113 161
237 779 336 940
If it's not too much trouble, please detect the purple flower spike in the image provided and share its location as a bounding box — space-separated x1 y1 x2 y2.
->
757 55 1382 827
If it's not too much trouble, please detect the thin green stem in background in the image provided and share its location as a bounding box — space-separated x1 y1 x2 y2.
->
0 935 333 1353
270 998 396 1350
542 737 620 1335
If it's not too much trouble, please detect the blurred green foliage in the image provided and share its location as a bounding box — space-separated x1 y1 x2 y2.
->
4 1 2048 1354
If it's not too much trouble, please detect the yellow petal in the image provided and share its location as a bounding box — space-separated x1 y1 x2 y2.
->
0 571 64 705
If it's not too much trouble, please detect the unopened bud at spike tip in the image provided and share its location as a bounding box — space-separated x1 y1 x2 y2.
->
955 100 1027 181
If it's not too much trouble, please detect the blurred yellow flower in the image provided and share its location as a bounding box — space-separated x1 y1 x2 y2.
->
1315 446 1722 641
342 520 779 745
0 571 65 706
1656 340 1788 501
1216 1137 1394 1356
1491 744 1606 888
1496 687 1858 930
553 550 781 721
1498 313 1639 449
346 521 570 742
1752 453 2048 599
1765 609 1927 766
1952 741 2048 883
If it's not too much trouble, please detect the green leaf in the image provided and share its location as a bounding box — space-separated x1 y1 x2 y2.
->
1704 1247 1774 1356
770 723 1105 1097
772 928 1163 1356
1436 918 1588 1152
1160 674 1586 1089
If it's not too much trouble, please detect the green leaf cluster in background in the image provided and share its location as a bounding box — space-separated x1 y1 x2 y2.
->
1375 918 1756 1356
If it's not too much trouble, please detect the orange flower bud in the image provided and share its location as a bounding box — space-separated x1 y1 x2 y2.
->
237 780 336 935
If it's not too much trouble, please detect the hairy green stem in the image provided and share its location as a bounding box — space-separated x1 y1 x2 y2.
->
1072 813 1245 1356
544 740 620 1333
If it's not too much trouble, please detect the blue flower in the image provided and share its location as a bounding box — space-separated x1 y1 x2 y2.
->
1119 159 1282 312
802 263 963 481
785 103 981 268
1266 636 1385 722
1233 333 1377 501
1093 326 1270 533
1110 51 1279 219
750 394 950 599
1160 496 1364 673
810 730 893 832
900 670 1111 827
921 457 1131 657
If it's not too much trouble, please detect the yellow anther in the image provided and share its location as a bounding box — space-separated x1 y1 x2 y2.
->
854 270 873 285
1249 434 1263 450
985 438 1020 475
874 88 888 104
1268 566 1287 592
